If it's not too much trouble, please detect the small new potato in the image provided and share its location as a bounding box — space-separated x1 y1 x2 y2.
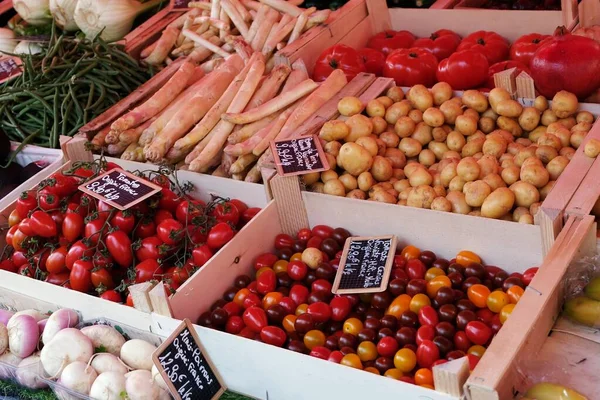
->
571 121 593 134
325 141 342 157
440 161 458 187
570 131 586 149
489 88 512 110
455 115 478 136
584 138 600 158
496 116 522 138
347 189 366 200
385 148 407 168
541 109 558 126
338 97 363 116
404 162 422 178
461 138 485 157
560 147 575 160
510 181 540 207
371 156 394 182
513 206 530 222
439 100 463 125
482 137 507 159
479 117 496 133
463 180 492 207
394 179 410 193
446 191 471 214
411 122 433 145
514 146 537 167
380 131 400 148
431 196 452 212
408 167 433 187
533 95 548 112
372 116 388 134
319 120 349 141
407 185 437 209
399 137 422 157
432 126 450 142
462 90 489 113
537 133 562 150
376 96 394 108
366 100 386 118
323 179 346 196
433 185 446 197
356 136 379 156
520 163 550 188
431 82 452 106
418 149 436 167
408 109 423 123
443 150 461 160
539 180 555 200
528 126 547 143
303 172 320 186
408 84 433 112
310 182 325 193
535 145 558 164
449 176 466 192
446 131 466 152
423 108 445 127
346 114 373 142
576 111 594 124
357 172 376 191
551 90 578 118
321 170 338 182
338 142 374 176
557 117 576 129
483 173 507 190
385 101 412 124
371 189 397 204
481 188 515 219
386 87 405 102
339 174 358 191
477 154 499 178
551 127 571 148
519 214 534 224
518 107 541 131
395 116 416 138
496 100 523 118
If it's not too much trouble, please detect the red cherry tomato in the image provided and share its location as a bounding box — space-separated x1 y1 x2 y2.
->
453 331 472 352
287 260 308 281
38 189 60 211
176 200 204 224
465 321 493 346
377 336 399 358
436 50 489 90
418 306 439 327
457 31 510 65
297 228 312 241
29 211 57 238
192 244 214 267
416 340 440 368
241 207 260 223
134 218 156 238
275 234 295 249
307 302 332 323
412 29 462 61
229 199 248 216
522 267 538 286
290 285 309 306
311 225 333 239
383 48 438 87
330 296 352 321
154 209 174 226
91 268 115 289
242 306 268 333
100 290 123 303
254 253 278 270
110 211 135 234
62 213 84 242
158 189 180 213
310 346 332 360
106 231 133 267
367 30 416 55
416 325 435 346
256 269 277 295
260 326 287 347
157 219 184 245
207 222 234 249
84 218 105 244
212 202 240 225
313 44 367 82
135 236 164 261
225 316 245 334
66 240 93 270
70 260 93 292
46 246 68 274
16 191 37 219
135 259 164 283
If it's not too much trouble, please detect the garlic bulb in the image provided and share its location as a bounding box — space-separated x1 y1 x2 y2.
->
0 29 17 55
14 41 43 55
74 0 161 42
50 0 79 31
13 0 52 26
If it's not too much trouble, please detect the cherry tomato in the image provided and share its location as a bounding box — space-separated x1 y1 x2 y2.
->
455 250 482 267
241 207 260 223
394 348 417 373
256 269 277 295
207 222 234 249
465 321 493 345
70 260 93 292
0 259 17 273
5 225 18 247
91 268 115 289
416 340 440 368
499 304 515 324
134 218 156 238
467 284 491 308
46 246 68 274
409 293 431 314
289 285 309 306
307 302 331 323
212 202 240 225
176 200 204 224
311 225 334 239
406 259 427 280
242 306 268 333
522 267 538 286
418 306 439 327
304 329 326 350
135 259 164 283
426 275 452 298
343 318 364 336
257 326 286 347
157 219 184 245
297 228 312 241
8 209 21 227
253 253 278 270
136 236 164 261
11 229 27 252
414 368 434 386
100 290 122 303
377 336 399 358
126 293 134 307
225 316 245 334
453 331 472 352
154 209 174 226
45 272 70 286
192 244 213 267
340 353 363 369
275 234 295 250
84 218 105 245
158 189 180 213
356 341 378 362
18 218 35 236
38 190 60 211
401 245 420 260
487 291 509 313
310 346 332 360
110 211 135 234
416 325 435 346
287 260 308 281
330 296 352 321
386 294 411 319
106 230 133 267
16 191 37 219
507 286 524 304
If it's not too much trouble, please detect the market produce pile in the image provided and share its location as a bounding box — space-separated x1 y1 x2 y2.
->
199 225 538 389
0 159 260 304
315 27 600 101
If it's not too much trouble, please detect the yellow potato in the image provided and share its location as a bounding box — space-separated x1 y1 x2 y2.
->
371 156 394 182
481 108 499 121
385 101 412 125
482 137 507 159
570 131 586 149
497 116 523 138
533 95 548 112
371 189 397 204
310 182 325 193
418 149 436 166
489 88 512 111
584 138 600 158
398 187 413 201
571 121 593 134
463 108 480 121
528 126 547 143
366 100 386 118
346 189 367 200
442 150 461 160
560 146 575 160
520 163 550 188
576 111 594 124
339 173 358 191
386 87 405 103
321 169 338 182
338 142 374 176
323 179 346 196
514 146 537 167
541 109 558 126
408 84 434 112
496 100 523 118
440 161 458 187
357 171 376 191
501 166 521 185
481 187 515 219
385 148 407 169
345 114 374 142
500 154 515 166
404 162 422 177
449 175 466 192
303 172 320 186
446 191 471 214
446 131 466 152
551 90 578 118
510 181 539 207
479 117 496 134
457 157 480 181
439 100 463 125
463 180 492 207
380 131 400 148
392 169 405 179
483 173 507 190
320 120 350 141
423 107 445 127
551 128 571 148
326 153 337 170
409 167 433 187
461 138 485 157
518 107 541 131
325 141 342 157
355 136 379 156
431 196 452 212
516 138 532 146
372 116 388 134
399 137 422 157
539 180 555 200
477 154 499 178
512 206 530 222
394 179 410 193
432 126 449 142
412 122 433 145
461 90 489 113
338 97 363 116
535 145 558 164
375 138 387 156
537 133 562 150
408 109 424 124
455 115 478 136
407 185 437 209
530 202 541 216
431 82 453 106
519 214 534 224
433 185 446 197
557 117 576 130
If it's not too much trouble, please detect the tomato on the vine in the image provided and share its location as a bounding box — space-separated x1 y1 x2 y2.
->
30 211 57 238
212 202 240 225
134 218 156 238
62 213 84 242
46 174 78 197
16 191 37 219
11 229 27 252
38 189 60 211
135 259 164 283
0 259 17 273
46 246 68 274
111 211 135 234
241 207 260 223
70 260 93 292
192 244 213 267
17 218 35 236
171 264 193 285
106 231 133 267
207 222 234 249
84 218 105 245
154 209 173 226
100 290 122 303
136 236 164 261
158 189 180 213
151 175 172 189
176 200 204 224
45 272 70 286
157 219 184 245
229 199 248 216
66 240 94 270
91 268 115 289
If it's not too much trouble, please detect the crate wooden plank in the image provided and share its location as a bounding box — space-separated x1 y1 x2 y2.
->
566 149 600 218
578 0 600 27
0 0 12 15
563 0 579 28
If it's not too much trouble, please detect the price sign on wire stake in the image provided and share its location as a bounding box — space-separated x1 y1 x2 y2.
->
0 56 23 84
270 135 329 176
152 318 226 400
78 169 161 211
171 0 193 10
332 236 397 294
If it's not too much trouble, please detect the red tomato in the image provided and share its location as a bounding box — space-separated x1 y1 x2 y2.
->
522 267 538 286
172 264 194 285
192 244 213 267
289 285 309 306
260 326 287 347
45 272 70 286
100 290 122 303
84 218 105 244
66 241 94 270
307 302 332 323
509 33 551 67
467 353 480 370
135 236 164 261
91 268 115 289
46 174 78 197
457 31 510 65
176 200 204 224
275 234 295 249
187 225 208 245
412 29 462 61
11 229 27 251
0 259 17 273
242 306 268 333
154 209 174 226
5 225 18 247
70 260 93 292
256 269 277 295
377 336 399 358
417 340 440 368
330 296 351 321
416 325 435 346
418 306 439 327
29 211 57 238
49 211 64 235
157 219 184 245
313 44 367 82
15 191 37 219
310 346 332 360
436 50 489 90
93 251 113 269
406 259 426 280
134 218 156 238
106 231 133 267
254 253 278 270
17 218 35 236
70 164 95 179
111 211 135 234
383 48 438 87
158 189 180 213
66 202 88 218
229 199 248 216
287 260 308 281
486 60 530 89
11 251 27 267
225 316 245 334
207 222 234 249
367 30 416 55
328 350 344 363
306 236 323 249
18 263 33 277
357 48 386 75
241 207 260 223
126 293 134 307
135 259 164 283
46 246 68 274
465 321 493 345
212 202 240 225
151 175 172 189
297 228 312 241
311 225 333 239
38 190 59 211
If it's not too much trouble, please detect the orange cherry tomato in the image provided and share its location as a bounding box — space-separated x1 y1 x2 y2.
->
500 303 516 324
394 348 417 373
507 286 524 304
384 368 404 379
487 291 509 313
409 293 431 314
233 288 250 306
343 317 364 336
456 250 482 267
304 330 326 350
262 292 283 309
385 294 411 318
8 210 21 227
12 229 27 252
426 275 452 298
424 267 445 281
468 345 486 358
414 368 434 386
273 260 288 274
420 384 435 389
290 253 303 262
295 303 309 315
364 367 380 375
467 284 491 308
256 267 273 278
340 353 363 369
357 341 378 362
401 245 420 260
282 314 297 333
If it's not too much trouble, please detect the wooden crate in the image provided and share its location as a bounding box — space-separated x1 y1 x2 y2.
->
150 173 582 399
466 214 597 399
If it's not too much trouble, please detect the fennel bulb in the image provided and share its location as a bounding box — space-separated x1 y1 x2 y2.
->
0 29 17 55
13 0 52 26
50 0 79 31
14 41 43 55
74 0 162 42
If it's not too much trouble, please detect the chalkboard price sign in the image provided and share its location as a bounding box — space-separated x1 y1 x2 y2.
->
153 319 225 400
78 169 162 210
0 56 22 84
332 235 397 294
270 135 329 176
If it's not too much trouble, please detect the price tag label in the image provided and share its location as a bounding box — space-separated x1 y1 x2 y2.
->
0 56 23 84
78 169 161 211
153 319 225 400
270 135 329 177
332 236 397 294
171 0 193 10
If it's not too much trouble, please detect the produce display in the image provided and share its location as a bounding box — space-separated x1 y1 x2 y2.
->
137 0 331 67
0 158 260 304
198 225 537 392
0 307 170 399
314 27 600 101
